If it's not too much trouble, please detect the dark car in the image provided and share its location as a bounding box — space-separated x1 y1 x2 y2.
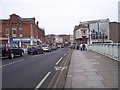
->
27 45 44 55
0 43 24 59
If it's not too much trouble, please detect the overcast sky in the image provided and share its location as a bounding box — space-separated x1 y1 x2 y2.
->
0 0 119 35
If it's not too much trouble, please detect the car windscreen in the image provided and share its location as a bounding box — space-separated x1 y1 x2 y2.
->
28 46 37 48
42 45 48 47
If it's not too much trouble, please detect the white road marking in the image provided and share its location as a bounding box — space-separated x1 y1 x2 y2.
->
54 66 62 71
56 57 63 65
0 59 24 68
35 72 51 89
61 66 67 71
64 53 67 56
31 55 40 57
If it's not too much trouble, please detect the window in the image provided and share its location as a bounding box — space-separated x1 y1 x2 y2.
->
19 28 23 37
81 29 86 36
12 27 17 37
6 28 9 35
83 30 86 34
6 28 9 37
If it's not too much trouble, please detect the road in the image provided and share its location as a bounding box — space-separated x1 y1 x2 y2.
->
1 48 69 89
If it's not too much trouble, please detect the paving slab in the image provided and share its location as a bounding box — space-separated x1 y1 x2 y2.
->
65 50 119 88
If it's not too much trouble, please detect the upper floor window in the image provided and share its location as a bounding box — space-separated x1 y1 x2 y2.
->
12 27 17 37
81 29 87 36
6 28 9 35
83 30 86 34
19 27 23 37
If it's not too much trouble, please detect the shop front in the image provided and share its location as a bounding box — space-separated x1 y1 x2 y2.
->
10 37 39 48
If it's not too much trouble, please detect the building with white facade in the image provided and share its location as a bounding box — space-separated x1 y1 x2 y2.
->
73 19 110 45
54 35 63 44
74 24 89 45
89 19 110 43
69 34 74 44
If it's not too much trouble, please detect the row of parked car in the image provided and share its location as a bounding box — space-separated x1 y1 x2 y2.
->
0 43 59 59
27 44 59 54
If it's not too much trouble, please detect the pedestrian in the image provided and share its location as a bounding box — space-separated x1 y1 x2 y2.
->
80 43 83 51
85 44 88 51
76 45 79 50
82 43 86 51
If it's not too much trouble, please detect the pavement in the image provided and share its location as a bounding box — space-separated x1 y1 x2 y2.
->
65 50 118 88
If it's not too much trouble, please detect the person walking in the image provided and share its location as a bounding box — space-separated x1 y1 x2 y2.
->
82 43 86 51
85 43 88 51
80 43 83 51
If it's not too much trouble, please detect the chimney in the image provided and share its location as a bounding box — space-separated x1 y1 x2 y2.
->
36 21 39 27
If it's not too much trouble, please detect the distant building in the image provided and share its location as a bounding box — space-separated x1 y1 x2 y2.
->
73 19 110 45
0 14 45 47
45 34 56 45
54 35 63 44
73 23 89 45
89 19 110 43
109 22 120 43
58 34 70 44
69 34 74 44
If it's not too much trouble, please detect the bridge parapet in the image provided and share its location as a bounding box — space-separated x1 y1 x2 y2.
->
89 43 120 61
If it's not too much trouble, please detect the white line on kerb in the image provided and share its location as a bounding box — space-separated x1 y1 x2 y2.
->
35 72 51 89
56 57 63 65
0 59 24 68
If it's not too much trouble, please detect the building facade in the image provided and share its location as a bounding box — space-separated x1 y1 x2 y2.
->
74 19 110 46
118 1 120 22
74 23 89 45
109 22 120 43
89 19 110 43
69 34 74 44
54 35 63 44
45 34 56 45
58 34 70 44
1 14 45 47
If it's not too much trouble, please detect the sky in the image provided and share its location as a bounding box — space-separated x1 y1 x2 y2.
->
0 0 119 35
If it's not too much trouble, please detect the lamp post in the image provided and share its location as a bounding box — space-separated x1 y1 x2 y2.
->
8 35 10 43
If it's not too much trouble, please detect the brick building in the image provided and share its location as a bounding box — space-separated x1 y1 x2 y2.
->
58 34 70 43
109 22 120 43
45 34 56 45
0 14 45 47
58 34 70 46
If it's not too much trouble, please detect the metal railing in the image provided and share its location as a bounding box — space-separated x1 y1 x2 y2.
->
89 43 120 61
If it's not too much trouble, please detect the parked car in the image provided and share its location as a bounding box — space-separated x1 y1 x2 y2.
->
27 45 44 55
0 43 24 59
41 45 51 52
51 45 58 50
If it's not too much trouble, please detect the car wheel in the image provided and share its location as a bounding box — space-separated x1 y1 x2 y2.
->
8 53 14 59
20 51 24 56
37 51 40 54
28 52 30 55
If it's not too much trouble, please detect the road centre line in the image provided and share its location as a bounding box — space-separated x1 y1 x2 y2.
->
56 57 63 65
0 59 24 68
35 72 51 89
